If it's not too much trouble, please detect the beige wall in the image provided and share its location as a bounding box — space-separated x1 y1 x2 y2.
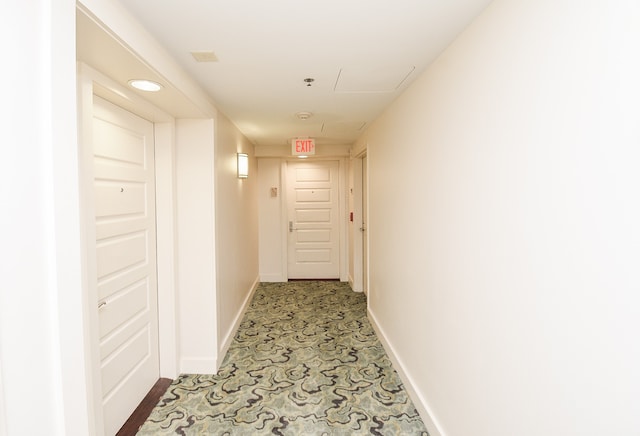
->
175 119 219 373
356 1 640 435
258 158 286 282
175 114 259 373
214 112 260 359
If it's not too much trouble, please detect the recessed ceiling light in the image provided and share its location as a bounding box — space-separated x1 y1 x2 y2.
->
128 79 163 92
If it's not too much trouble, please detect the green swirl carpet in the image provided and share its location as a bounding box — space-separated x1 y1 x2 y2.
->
138 281 428 435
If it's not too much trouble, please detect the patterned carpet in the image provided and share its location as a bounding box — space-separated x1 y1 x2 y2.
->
137 281 428 435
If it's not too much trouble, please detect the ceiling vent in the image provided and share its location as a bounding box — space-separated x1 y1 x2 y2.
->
190 51 219 62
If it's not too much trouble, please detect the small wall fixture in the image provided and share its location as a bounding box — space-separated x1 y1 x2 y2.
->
237 153 249 178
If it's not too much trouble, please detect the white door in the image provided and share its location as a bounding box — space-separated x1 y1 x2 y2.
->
362 155 368 295
92 96 159 436
287 160 340 279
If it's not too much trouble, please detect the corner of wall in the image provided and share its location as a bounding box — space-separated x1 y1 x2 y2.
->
175 118 218 376
179 358 219 375
217 277 261 369
367 308 445 436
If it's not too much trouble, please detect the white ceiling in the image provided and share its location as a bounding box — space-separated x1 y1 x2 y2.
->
78 0 493 147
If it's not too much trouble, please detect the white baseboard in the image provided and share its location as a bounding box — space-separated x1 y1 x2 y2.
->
348 273 364 292
367 309 445 436
179 357 218 375
259 273 285 282
217 277 261 369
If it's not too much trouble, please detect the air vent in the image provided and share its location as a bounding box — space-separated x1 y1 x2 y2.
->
190 51 219 62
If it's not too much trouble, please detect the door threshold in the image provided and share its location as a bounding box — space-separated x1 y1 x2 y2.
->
116 378 173 436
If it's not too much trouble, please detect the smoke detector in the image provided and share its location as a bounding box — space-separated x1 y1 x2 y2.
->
295 111 313 121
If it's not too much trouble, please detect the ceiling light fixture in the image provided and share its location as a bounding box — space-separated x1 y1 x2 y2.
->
128 79 163 92
304 78 315 87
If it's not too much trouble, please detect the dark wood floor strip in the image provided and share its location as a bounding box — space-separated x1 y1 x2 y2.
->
116 378 173 436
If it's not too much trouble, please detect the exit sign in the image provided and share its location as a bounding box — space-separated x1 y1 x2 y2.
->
292 138 315 156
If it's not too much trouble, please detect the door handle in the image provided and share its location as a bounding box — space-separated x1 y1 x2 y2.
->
289 221 296 232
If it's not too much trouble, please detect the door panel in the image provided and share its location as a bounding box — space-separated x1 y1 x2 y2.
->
297 229 331 243
101 327 150 395
96 233 147 278
92 96 159 436
98 280 148 338
296 249 332 262
287 160 340 279
94 183 146 217
296 189 331 202
93 117 146 164
97 265 148 301
99 314 149 360
296 208 331 222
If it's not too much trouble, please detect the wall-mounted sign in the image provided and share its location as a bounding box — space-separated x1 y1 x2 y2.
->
292 138 315 156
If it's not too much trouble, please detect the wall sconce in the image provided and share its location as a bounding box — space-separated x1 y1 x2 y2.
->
237 153 249 179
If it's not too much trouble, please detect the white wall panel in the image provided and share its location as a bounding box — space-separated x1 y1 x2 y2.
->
175 119 218 373
0 1 88 435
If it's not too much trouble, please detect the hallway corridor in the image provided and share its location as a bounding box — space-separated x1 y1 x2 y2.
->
7 2 640 435
137 282 427 435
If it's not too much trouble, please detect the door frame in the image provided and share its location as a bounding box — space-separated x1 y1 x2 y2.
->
77 63 178 434
280 157 349 282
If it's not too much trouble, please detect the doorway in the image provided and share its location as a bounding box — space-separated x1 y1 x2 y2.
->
351 153 368 293
286 160 341 279
90 96 160 435
361 155 368 295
